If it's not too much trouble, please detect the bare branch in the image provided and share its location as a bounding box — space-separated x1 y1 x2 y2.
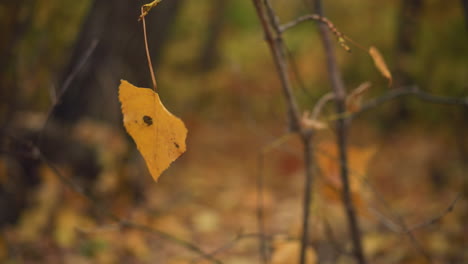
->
370 193 461 234
369 193 434 263
311 92 334 120
251 0 301 132
348 86 468 120
312 0 366 263
280 14 321 32
119 220 222 264
280 14 351 52
251 1 316 264
38 40 99 146
408 194 460 231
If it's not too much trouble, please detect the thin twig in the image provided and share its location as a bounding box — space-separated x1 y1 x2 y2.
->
251 0 301 132
280 14 321 32
257 151 268 263
369 205 431 261
140 7 157 91
408 194 460 231
280 14 351 52
323 86 468 122
359 178 435 263
312 1 366 263
368 193 461 234
368 207 402 233
60 40 99 99
384 208 433 263
347 86 468 120
38 40 98 147
254 133 297 263
311 92 334 120
120 221 221 263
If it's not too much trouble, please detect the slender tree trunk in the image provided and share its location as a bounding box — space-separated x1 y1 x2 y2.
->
313 0 367 263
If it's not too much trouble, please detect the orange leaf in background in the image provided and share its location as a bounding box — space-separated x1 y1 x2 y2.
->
119 80 187 181
369 46 392 87
315 142 376 214
271 240 317 264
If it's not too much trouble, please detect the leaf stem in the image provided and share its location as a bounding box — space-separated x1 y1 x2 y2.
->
141 6 157 91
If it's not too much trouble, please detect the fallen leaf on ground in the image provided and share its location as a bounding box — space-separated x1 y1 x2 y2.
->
271 240 317 264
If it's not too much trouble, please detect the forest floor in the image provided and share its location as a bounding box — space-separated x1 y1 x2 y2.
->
1 117 466 264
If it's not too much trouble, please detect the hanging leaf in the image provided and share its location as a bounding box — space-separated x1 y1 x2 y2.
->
119 80 187 181
369 46 392 87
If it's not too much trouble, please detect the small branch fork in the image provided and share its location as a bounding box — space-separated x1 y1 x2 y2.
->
280 14 351 52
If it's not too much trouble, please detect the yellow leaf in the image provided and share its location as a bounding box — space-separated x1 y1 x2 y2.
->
315 142 376 214
119 80 187 181
369 46 392 87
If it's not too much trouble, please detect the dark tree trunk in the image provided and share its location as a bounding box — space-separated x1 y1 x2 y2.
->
53 0 184 125
0 0 34 129
388 0 424 123
394 0 424 87
198 0 228 71
461 0 468 30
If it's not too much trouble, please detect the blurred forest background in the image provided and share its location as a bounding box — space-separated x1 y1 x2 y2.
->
0 0 467 263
